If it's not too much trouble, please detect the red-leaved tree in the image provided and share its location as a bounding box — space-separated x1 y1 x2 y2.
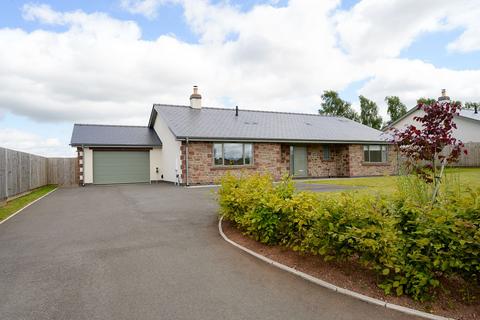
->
390 101 466 197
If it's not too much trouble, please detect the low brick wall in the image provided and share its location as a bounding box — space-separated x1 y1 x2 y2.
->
181 142 397 185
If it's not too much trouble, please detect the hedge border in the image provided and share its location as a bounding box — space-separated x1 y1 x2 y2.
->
218 216 453 320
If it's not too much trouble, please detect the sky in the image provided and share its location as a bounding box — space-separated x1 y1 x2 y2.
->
1 0 479 157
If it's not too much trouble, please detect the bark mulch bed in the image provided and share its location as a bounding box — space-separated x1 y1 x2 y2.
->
222 220 479 320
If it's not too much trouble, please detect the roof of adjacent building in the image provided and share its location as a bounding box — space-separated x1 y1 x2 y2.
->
70 124 162 147
459 109 480 122
384 105 480 130
149 104 388 143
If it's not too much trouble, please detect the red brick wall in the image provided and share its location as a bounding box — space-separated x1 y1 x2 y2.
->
181 142 289 185
180 142 397 184
307 145 338 177
335 145 351 177
348 145 398 176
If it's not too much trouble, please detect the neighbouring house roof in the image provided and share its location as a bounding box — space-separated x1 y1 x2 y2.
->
149 104 389 143
384 106 480 130
459 109 480 122
70 124 162 147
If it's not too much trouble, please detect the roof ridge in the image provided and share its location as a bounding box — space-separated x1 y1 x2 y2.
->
153 103 345 119
74 123 149 128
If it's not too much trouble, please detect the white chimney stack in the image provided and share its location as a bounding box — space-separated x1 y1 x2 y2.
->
190 85 202 109
438 88 450 102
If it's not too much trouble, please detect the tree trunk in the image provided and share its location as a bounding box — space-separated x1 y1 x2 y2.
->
432 158 446 203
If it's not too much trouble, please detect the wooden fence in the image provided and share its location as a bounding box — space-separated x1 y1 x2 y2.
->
397 142 480 169
449 142 480 167
0 147 78 201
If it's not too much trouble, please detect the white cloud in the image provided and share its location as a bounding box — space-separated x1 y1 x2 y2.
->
445 1 480 53
335 0 480 58
359 59 480 116
335 0 453 61
0 0 479 137
0 128 74 157
0 1 361 126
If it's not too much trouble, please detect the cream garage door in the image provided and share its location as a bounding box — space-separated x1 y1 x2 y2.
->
93 151 150 184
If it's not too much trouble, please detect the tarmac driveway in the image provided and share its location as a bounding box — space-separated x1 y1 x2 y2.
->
0 184 417 320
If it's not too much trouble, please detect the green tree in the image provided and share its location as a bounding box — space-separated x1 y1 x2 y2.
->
417 97 436 105
464 102 479 110
359 95 383 129
319 90 359 121
385 96 407 122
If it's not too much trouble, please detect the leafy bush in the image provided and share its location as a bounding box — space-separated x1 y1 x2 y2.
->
218 173 480 301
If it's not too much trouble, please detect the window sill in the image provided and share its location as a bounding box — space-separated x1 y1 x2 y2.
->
362 162 390 166
211 165 257 170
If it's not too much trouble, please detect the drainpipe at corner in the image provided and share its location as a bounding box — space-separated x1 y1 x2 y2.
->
185 137 189 186
81 145 85 187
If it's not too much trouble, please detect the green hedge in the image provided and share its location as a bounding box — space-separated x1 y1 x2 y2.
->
218 173 480 301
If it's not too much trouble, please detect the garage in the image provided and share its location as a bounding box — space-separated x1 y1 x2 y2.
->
93 151 150 184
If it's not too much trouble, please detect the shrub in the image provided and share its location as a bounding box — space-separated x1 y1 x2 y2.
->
218 173 480 301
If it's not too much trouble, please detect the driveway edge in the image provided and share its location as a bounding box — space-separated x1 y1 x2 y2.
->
0 187 58 225
218 216 453 320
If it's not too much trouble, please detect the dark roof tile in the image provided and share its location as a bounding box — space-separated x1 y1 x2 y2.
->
70 124 162 147
153 104 387 143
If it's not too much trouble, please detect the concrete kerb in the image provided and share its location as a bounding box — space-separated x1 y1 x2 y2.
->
218 216 453 320
0 188 58 225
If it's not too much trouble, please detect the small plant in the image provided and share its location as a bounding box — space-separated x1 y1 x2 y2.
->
390 101 467 201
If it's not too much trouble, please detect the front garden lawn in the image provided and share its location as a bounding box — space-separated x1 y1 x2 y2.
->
304 167 480 193
0 185 57 222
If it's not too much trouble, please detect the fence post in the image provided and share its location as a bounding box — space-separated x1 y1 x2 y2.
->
5 148 8 198
28 153 31 190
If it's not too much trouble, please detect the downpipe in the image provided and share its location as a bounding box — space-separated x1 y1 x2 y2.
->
185 137 189 186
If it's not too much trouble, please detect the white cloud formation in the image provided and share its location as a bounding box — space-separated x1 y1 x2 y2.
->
335 0 450 60
335 0 480 58
359 58 480 108
0 128 71 157
1 0 480 157
445 1 480 53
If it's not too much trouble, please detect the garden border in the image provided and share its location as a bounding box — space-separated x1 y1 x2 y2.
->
218 216 453 320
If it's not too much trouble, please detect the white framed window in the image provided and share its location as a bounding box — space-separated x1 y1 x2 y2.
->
363 145 388 163
213 143 253 166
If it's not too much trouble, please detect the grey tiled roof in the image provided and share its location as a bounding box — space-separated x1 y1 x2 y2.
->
385 106 480 131
152 104 388 143
70 124 162 147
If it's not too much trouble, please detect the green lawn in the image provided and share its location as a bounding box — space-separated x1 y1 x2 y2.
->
0 185 57 222
303 168 480 194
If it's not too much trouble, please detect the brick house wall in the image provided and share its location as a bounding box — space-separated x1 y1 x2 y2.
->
348 145 398 176
335 145 351 177
181 141 398 185
181 141 289 185
307 145 337 177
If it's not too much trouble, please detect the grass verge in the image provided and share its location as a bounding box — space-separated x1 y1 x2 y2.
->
0 185 57 222
303 167 480 194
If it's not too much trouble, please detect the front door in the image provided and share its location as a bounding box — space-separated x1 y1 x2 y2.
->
292 146 307 177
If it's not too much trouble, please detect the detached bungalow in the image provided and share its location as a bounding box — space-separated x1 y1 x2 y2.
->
71 87 397 185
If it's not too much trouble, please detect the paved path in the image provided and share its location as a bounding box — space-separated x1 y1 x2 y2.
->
0 184 417 320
